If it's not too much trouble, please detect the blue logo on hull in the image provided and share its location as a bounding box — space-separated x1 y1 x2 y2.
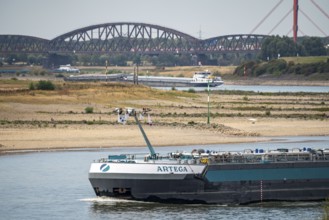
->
100 164 110 172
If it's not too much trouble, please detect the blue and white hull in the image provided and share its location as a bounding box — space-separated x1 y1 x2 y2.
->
89 160 329 204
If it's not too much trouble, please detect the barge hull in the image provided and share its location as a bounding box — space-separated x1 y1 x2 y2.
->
89 161 329 204
89 176 329 204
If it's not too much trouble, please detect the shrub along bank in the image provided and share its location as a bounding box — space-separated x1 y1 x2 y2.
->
234 58 329 77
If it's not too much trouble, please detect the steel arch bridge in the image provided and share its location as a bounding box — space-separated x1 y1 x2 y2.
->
49 22 200 54
0 22 268 55
0 35 49 54
200 34 267 53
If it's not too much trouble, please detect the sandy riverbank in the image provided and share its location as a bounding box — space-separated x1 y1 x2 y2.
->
0 125 261 152
0 79 328 154
1 118 328 153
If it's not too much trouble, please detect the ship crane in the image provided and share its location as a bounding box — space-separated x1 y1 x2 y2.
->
114 107 156 158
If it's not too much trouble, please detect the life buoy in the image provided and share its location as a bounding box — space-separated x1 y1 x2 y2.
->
200 158 208 164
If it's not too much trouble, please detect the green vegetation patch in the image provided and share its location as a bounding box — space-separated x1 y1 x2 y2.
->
234 59 329 77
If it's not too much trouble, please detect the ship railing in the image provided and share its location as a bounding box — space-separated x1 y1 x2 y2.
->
172 151 329 165
96 158 108 163
96 150 329 164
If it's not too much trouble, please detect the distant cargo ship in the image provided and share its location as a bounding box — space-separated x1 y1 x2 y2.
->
65 71 223 87
124 71 223 87
88 108 329 204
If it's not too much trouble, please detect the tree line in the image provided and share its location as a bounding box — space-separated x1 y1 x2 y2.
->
259 36 328 61
234 58 329 77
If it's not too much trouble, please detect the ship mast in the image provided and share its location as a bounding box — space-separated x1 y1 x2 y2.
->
133 111 156 157
115 107 156 157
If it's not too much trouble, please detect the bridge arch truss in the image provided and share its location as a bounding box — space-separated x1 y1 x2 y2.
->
1 22 269 55
0 35 49 54
200 34 267 54
49 22 200 55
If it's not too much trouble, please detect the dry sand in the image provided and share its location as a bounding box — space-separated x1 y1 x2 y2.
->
1 119 328 153
0 124 262 152
0 78 328 153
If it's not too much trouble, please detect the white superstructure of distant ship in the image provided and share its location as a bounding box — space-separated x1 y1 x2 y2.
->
55 64 80 73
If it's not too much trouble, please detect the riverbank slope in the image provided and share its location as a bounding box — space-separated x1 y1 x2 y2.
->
1 79 328 153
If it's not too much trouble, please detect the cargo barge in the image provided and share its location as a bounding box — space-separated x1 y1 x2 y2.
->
88 108 329 204
65 71 223 87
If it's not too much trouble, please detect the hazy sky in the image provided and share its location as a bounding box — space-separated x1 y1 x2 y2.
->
0 0 328 40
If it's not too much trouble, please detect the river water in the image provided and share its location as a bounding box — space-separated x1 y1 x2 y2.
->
0 136 328 220
215 84 329 93
157 85 329 93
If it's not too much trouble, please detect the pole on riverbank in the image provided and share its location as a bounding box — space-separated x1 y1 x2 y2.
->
207 81 210 124
105 60 108 82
